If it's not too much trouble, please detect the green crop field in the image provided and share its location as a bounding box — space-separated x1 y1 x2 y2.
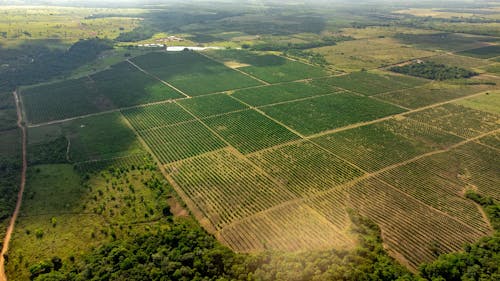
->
131 52 263 96
28 112 144 162
139 120 227 164
177 93 248 118
457 45 500 59
312 118 463 172
204 110 300 154
4 2 500 280
206 49 330 83
260 93 406 136
321 71 427 96
406 103 500 138
231 80 341 107
166 148 296 230
21 61 183 124
375 79 499 109
122 102 194 131
248 141 364 196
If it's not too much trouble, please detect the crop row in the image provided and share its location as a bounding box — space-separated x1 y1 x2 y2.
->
219 202 353 252
139 120 227 164
74 153 153 174
248 141 364 196
166 149 296 230
311 118 463 172
346 178 486 270
122 102 194 131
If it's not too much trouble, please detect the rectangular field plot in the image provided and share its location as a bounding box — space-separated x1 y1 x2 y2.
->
231 80 340 107
166 149 296 230
260 93 406 136
377 154 491 233
427 54 489 69
28 112 144 162
478 132 500 150
457 45 500 59
322 71 426 96
395 33 496 52
312 37 436 72
89 61 183 107
248 141 364 196
139 120 226 164
206 49 329 83
177 93 248 118
312 118 463 172
375 79 499 109
204 110 299 154
131 52 263 96
21 77 103 124
219 202 354 252
22 62 183 124
122 102 194 131
455 91 500 115
347 178 488 270
74 153 152 174
406 103 500 138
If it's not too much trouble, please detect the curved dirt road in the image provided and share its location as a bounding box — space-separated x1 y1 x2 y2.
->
0 91 27 281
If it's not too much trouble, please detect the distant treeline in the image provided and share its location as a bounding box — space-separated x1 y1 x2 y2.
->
250 36 353 52
390 61 477 80
0 38 113 91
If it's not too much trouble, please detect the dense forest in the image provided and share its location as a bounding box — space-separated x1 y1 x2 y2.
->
390 61 477 81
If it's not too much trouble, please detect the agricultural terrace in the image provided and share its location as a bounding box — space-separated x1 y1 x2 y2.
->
259 93 406 136
205 49 330 83
130 51 263 96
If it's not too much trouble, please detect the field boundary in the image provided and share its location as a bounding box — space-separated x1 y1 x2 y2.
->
0 91 27 281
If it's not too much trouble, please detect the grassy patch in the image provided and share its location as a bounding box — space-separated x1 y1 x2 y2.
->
28 112 144 162
204 110 299 154
455 91 500 115
260 93 406 136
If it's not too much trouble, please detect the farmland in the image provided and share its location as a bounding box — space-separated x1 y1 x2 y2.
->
259 92 406 135
2 1 500 280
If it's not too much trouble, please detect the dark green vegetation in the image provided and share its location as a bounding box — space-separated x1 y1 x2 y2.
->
178 94 247 118
33 212 416 281
131 52 262 96
122 103 194 132
419 192 500 281
394 33 498 52
323 71 426 96
28 112 144 162
390 61 477 80
22 61 182 124
260 93 406 135
206 50 329 83
0 39 113 92
457 45 500 59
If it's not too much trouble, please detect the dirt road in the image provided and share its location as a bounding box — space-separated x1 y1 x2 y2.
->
0 91 27 281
